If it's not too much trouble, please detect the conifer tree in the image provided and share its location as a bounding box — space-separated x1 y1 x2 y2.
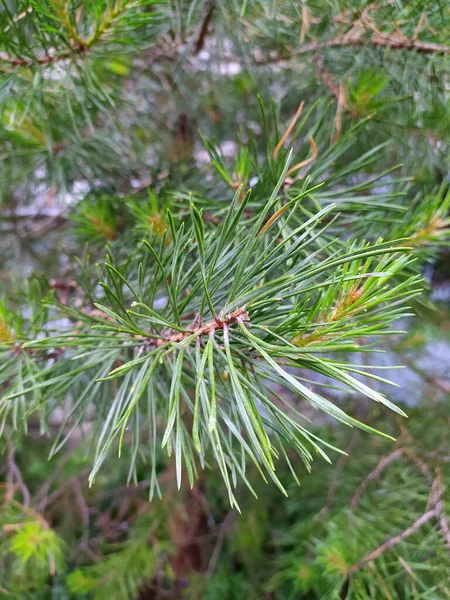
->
1 1 449 598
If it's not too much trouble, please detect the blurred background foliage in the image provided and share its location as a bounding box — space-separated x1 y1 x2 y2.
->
1 0 450 598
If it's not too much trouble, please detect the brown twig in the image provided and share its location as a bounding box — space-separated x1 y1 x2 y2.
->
350 448 406 510
37 470 91 512
348 508 437 575
33 448 78 506
5 443 31 508
403 447 434 485
207 512 234 575
192 2 215 55
347 468 450 578
348 453 450 576
253 34 450 66
434 470 450 551
151 306 250 347
350 446 435 511
0 47 84 69
313 50 340 99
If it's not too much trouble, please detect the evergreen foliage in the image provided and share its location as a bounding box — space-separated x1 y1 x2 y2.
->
1 1 449 598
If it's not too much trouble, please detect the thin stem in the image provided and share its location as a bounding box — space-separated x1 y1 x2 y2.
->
150 306 250 347
347 508 437 575
253 34 450 66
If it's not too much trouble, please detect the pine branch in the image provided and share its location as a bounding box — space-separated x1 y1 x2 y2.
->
312 50 340 99
0 47 80 68
147 306 250 347
347 507 437 575
434 471 450 551
350 448 406 510
351 442 437 510
192 1 215 55
6 443 31 508
348 452 450 574
254 34 450 66
0 0 159 69
83 0 139 49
